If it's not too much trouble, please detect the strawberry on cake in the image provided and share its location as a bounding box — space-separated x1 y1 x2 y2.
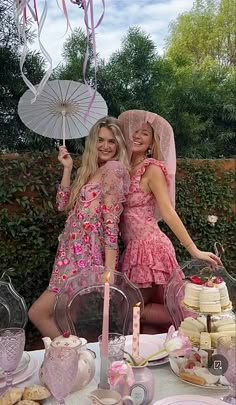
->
183 275 231 313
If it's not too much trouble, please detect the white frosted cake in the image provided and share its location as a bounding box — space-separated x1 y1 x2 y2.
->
183 283 202 308
218 281 230 308
199 287 221 313
183 276 231 313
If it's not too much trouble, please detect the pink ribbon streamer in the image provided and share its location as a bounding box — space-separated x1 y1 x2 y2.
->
61 0 72 32
77 0 105 120
33 0 39 23
15 0 53 103
15 0 106 113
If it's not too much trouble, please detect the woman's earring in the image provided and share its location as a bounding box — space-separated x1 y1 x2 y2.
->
147 148 152 157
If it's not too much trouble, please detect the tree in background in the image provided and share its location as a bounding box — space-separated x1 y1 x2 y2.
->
166 0 236 67
163 0 236 157
1 0 235 157
96 27 158 116
54 28 93 82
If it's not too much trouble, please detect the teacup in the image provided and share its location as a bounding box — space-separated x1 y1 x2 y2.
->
89 388 134 405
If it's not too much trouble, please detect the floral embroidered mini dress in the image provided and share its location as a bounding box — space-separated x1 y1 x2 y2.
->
49 160 130 293
120 158 179 288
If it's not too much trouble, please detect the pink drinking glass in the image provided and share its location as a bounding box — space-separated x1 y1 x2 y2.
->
43 346 79 405
0 328 25 394
217 337 236 404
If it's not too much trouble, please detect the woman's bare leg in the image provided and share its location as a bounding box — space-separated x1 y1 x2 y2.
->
28 290 61 339
140 285 172 332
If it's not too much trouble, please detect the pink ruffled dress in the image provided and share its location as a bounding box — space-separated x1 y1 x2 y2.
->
49 160 130 293
120 158 179 288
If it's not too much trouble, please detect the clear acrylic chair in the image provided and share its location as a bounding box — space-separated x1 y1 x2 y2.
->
0 269 28 329
164 270 186 329
54 266 144 342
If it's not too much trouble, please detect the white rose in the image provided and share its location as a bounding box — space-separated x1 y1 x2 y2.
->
208 215 218 226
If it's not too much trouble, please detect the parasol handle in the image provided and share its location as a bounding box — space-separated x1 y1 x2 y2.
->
62 110 66 146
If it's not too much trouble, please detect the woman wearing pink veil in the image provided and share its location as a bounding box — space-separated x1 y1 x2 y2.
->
118 110 221 334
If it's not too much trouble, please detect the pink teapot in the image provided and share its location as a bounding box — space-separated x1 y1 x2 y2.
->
39 333 95 391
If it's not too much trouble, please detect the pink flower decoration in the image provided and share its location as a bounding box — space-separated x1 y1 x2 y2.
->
52 287 59 293
108 361 134 386
72 269 77 274
78 213 84 220
79 259 87 268
73 243 82 254
63 258 70 265
82 222 91 230
109 237 116 244
57 260 63 267
165 326 192 357
83 235 90 243
214 276 224 284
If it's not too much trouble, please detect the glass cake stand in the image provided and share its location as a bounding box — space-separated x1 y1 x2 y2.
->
165 250 236 330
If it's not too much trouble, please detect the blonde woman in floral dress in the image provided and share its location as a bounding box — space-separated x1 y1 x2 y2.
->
29 117 130 338
118 110 221 333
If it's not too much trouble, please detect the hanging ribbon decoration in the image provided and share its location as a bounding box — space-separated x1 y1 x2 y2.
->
14 0 105 114
71 0 105 120
15 0 53 103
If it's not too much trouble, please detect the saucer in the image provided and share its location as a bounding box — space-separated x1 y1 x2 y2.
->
0 355 38 388
153 395 229 404
0 351 31 379
124 334 168 362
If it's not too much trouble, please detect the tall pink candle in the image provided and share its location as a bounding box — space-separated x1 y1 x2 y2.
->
132 302 141 358
101 278 110 356
99 272 110 388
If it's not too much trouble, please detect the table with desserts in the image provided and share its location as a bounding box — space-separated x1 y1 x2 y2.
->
15 335 228 405
1 266 235 405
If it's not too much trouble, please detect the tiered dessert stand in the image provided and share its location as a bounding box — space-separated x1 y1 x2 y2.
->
165 255 236 389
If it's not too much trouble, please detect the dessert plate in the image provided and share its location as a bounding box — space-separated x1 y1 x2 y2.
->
124 334 168 362
153 395 228 404
147 356 169 367
0 351 30 379
0 355 38 388
170 368 229 390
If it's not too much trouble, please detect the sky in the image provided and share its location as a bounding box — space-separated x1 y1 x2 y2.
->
30 0 195 68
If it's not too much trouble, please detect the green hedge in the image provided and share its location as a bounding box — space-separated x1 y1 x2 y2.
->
0 154 235 343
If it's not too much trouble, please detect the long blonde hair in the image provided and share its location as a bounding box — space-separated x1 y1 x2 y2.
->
149 126 162 160
66 116 130 211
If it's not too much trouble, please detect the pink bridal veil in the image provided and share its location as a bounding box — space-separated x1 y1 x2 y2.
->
118 110 176 221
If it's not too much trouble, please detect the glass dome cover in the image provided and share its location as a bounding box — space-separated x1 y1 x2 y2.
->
164 243 236 328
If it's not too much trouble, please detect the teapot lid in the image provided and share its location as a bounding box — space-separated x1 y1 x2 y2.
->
52 331 82 349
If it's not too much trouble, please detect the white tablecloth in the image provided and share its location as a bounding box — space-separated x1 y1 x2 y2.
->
18 338 227 404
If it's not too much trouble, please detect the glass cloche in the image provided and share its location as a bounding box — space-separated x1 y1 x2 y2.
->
164 248 236 330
